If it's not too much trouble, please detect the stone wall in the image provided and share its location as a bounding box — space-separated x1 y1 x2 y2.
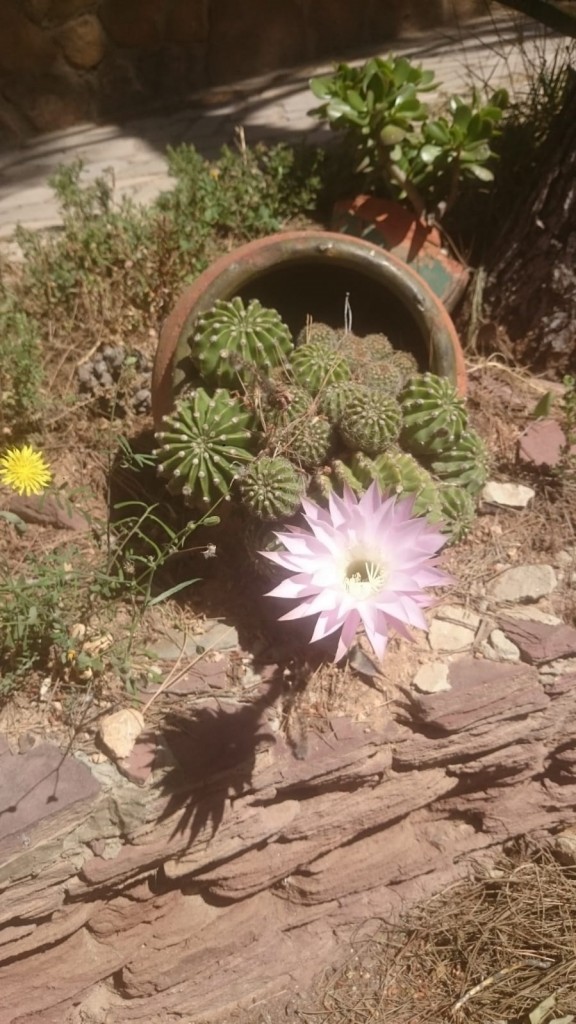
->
1 648 576 1024
0 0 487 139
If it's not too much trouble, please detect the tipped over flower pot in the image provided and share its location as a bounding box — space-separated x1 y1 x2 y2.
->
151 231 467 425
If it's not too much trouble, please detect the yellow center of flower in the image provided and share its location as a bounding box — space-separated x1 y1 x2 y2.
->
344 558 388 599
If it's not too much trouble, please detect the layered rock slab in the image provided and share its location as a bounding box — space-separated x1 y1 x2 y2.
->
1 657 575 1024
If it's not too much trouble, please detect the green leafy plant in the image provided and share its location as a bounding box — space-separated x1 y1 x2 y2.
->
0 298 44 434
309 55 507 219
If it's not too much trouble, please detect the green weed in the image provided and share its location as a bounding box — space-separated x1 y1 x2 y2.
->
0 297 44 436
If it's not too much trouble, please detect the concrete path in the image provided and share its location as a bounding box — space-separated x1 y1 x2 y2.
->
0 13 568 250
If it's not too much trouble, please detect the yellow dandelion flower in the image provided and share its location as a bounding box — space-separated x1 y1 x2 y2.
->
0 445 52 496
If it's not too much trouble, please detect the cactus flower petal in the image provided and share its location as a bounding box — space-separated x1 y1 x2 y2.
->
264 481 453 662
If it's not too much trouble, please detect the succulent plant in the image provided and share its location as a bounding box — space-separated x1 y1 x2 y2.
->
190 297 292 389
348 450 441 515
336 330 394 366
400 372 468 454
436 485 476 542
339 388 402 454
237 455 306 520
295 322 338 348
290 339 351 395
154 388 254 504
243 517 287 580
389 350 419 383
318 380 365 424
275 414 333 469
364 448 434 495
360 360 405 395
429 428 490 494
260 376 313 432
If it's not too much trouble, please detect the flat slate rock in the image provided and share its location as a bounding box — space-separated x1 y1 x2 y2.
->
499 617 576 665
0 742 101 859
518 418 566 468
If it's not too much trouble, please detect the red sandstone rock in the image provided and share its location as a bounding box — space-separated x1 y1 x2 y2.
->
499 616 576 664
1 663 576 1024
518 418 566 468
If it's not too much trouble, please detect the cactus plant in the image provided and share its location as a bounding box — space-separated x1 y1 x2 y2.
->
190 297 292 389
260 376 313 432
429 428 490 494
389 350 419 383
290 339 351 395
400 372 468 454
243 517 288 579
360 360 405 395
339 388 402 454
318 380 365 424
348 450 441 516
336 331 394 364
237 455 306 520
275 414 333 469
295 322 338 348
436 485 476 542
154 388 254 504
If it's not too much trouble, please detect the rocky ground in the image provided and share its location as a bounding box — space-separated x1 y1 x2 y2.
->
1 361 576 1024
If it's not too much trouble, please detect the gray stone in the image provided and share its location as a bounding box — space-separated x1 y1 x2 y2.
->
502 605 562 625
149 620 239 661
428 619 476 653
413 662 451 693
486 564 558 604
0 743 100 861
98 709 145 761
488 629 521 662
434 604 482 630
482 481 535 508
540 657 576 676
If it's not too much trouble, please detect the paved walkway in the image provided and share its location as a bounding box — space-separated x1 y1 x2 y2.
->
0 13 568 250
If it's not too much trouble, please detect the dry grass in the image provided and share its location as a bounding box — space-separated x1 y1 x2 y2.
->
301 843 576 1024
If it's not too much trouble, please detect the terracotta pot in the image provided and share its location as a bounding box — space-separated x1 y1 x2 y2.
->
332 195 470 312
152 230 467 427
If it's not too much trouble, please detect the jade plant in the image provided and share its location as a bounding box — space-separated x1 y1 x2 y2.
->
308 55 508 219
155 297 488 547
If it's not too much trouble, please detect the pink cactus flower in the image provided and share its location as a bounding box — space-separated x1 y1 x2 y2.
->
263 482 453 662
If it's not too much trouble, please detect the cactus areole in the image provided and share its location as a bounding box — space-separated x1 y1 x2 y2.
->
151 231 466 427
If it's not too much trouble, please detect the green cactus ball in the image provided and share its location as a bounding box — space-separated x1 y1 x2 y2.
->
191 296 292 388
237 455 306 520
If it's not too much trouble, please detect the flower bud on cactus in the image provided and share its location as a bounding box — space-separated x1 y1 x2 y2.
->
191 297 292 388
400 372 468 454
339 388 402 455
430 429 490 494
154 388 254 503
437 485 476 542
290 340 351 395
275 415 333 469
237 455 306 520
